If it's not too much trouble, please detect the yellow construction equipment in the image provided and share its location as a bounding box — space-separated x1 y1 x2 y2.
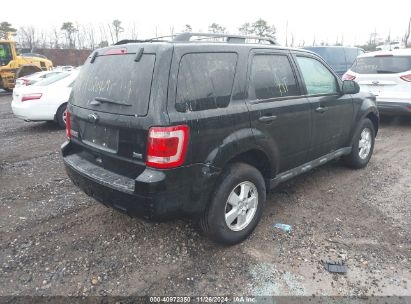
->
0 39 53 91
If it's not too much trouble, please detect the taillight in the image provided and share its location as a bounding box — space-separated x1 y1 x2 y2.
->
66 111 71 139
21 93 42 102
400 74 411 82
146 125 189 169
342 73 356 81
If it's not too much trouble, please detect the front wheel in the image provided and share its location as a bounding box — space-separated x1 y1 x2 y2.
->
200 163 266 245
343 118 375 169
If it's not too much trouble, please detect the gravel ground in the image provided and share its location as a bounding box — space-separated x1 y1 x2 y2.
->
0 92 410 297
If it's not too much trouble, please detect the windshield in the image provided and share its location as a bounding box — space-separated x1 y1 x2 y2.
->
34 73 71 86
351 56 411 74
0 43 13 66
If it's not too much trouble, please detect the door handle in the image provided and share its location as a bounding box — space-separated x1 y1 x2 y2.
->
258 115 278 123
315 106 328 113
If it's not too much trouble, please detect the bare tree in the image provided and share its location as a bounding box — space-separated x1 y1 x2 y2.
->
111 19 124 43
290 33 295 47
98 23 109 45
404 17 411 48
107 23 115 44
84 24 96 49
38 30 48 48
130 22 138 40
169 25 175 38
19 26 36 50
52 27 60 48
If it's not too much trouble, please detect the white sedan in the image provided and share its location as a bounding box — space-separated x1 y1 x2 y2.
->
12 70 79 128
15 70 63 87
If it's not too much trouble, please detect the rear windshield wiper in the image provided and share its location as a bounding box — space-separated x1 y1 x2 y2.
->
92 97 132 107
376 70 397 74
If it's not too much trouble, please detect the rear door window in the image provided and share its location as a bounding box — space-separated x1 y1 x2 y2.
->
71 53 156 116
249 54 300 100
351 56 411 74
176 53 237 111
296 56 339 95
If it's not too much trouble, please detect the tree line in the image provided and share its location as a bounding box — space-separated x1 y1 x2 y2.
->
0 19 277 50
1 18 410 51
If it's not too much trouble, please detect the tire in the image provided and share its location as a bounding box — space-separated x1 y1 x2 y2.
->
56 103 67 129
343 118 375 169
200 162 266 245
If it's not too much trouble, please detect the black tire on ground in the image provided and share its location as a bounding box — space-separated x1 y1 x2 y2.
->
56 103 67 129
343 118 375 169
200 162 266 245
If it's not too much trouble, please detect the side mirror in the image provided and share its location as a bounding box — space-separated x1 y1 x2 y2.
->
342 80 360 94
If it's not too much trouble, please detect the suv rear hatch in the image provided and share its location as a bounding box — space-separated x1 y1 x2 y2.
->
67 43 172 179
349 54 411 102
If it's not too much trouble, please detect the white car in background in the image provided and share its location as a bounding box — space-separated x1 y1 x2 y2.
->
343 49 411 116
12 70 79 128
15 70 63 87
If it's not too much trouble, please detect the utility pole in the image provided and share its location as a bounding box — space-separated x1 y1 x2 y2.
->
285 20 288 47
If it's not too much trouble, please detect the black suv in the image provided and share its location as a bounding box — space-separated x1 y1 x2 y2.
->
62 33 379 244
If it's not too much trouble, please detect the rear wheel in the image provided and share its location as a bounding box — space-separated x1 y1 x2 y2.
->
343 118 375 169
56 103 67 129
200 163 266 245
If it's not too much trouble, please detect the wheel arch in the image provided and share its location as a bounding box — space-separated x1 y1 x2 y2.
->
365 111 379 136
225 149 274 181
203 128 278 181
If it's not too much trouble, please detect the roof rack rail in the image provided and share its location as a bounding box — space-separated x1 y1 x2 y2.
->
172 32 277 45
114 37 173 45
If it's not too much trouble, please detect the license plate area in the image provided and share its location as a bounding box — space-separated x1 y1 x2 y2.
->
81 123 119 153
365 85 383 96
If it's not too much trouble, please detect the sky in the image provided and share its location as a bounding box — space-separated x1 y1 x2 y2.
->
6 0 411 46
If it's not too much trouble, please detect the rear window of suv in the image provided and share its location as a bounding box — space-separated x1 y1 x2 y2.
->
71 53 156 116
351 56 411 74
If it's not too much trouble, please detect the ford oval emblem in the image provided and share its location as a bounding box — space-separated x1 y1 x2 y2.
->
88 113 99 123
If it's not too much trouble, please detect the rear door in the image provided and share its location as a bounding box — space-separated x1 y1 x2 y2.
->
246 50 311 173
67 44 172 178
294 54 353 160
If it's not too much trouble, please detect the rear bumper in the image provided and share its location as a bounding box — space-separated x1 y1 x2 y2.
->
377 101 411 116
62 141 220 220
11 100 55 121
